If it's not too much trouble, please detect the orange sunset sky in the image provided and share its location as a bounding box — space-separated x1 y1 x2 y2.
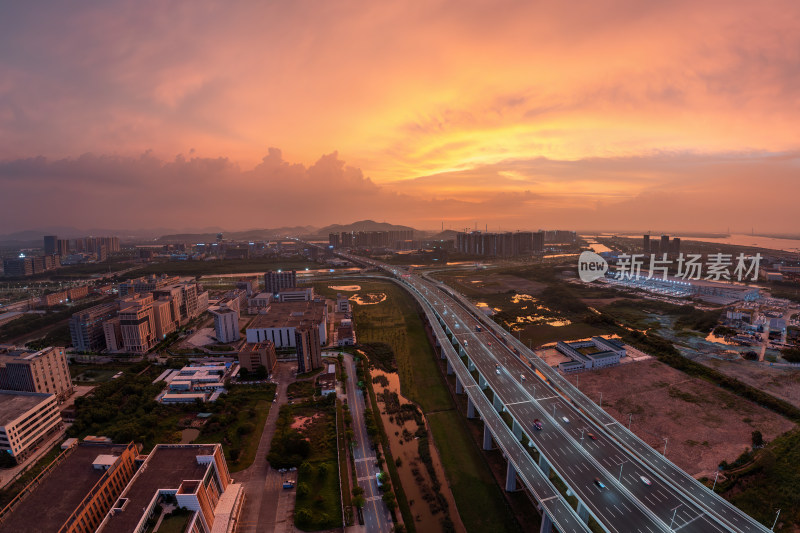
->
1 1 799 233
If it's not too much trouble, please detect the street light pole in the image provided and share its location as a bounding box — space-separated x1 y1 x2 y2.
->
712 470 719 491
619 462 623 482
669 506 679 530
628 413 632 429
771 509 781 531
663 437 668 456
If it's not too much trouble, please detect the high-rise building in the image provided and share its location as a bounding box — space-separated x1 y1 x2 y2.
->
210 303 240 344
2 257 34 277
295 325 322 373
0 346 73 401
103 317 123 352
118 295 156 354
264 270 297 295
56 239 70 256
69 302 118 352
643 235 651 254
660 235 670 256
43 235 58 256
670 237 681 256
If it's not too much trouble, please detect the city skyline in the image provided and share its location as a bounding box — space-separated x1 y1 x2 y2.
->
2 1 800 232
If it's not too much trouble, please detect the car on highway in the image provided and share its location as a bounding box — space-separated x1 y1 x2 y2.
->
640 476 652 486
520 373 526 382
495 364 501 374
587 433 597 440
594 478 606 489
533 419 543 430
562 416 569 423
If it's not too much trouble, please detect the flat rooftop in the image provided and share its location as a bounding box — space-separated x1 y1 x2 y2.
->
0 391 52 425
0 442 133 533
248 301 326 330
99 445 217 533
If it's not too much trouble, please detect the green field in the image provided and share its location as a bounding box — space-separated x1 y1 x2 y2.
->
428 412 522 533
136 257 319 277
319 278 522 533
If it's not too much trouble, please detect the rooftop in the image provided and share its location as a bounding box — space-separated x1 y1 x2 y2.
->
0 442 134 533
248 301 326 330
99 444 217 533
0 391 53 425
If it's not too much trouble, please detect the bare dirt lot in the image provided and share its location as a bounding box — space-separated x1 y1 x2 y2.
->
450 274 547 296
695 356 800 410
566 359 796 478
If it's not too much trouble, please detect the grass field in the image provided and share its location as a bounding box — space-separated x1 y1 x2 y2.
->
196 385 276 472
346 281 451 412
325 278 522 533
427 412 522 533
292 403 342 531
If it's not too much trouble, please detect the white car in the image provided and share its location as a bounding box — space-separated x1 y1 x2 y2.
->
520 374 526 382
561 416 569 423
495 364 501 375
640 476 652 486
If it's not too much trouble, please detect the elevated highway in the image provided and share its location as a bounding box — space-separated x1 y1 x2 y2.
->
334 252 770 533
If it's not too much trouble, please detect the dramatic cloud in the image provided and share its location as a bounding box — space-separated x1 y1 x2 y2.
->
1 149 798 233
1 1 799 232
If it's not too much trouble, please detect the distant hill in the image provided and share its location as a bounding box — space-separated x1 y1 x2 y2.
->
427 230 458 241
155 226 317 243
315 220 417 236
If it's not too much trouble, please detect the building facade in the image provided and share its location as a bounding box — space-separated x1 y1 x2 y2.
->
0 392 62 460
295 326 322 373
238 342 277 376
0 346 73 401
69 302 118 352
264 270 297 295
118 295 157 354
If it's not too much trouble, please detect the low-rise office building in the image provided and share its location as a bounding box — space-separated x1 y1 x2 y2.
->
238 342 277 377
557 337 626 373
0 391 62 460
157 363 235 403
0 441 138 533
276 287 314 302
95 444 243 533
118 295 157 354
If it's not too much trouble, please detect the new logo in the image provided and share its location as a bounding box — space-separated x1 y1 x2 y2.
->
578 251 608 282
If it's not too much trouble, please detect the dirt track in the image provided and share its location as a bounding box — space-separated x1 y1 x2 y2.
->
566 359 796 478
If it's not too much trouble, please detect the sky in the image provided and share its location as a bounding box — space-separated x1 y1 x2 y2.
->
1 0 799 234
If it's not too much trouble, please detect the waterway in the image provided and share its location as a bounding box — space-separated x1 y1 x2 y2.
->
621 234 800 253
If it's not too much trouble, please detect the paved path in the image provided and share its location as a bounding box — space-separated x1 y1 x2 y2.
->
342 353 393 533
236 362 295 533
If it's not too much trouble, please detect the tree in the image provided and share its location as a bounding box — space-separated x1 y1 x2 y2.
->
297 482 310 498
0 452 16 468
752 430 764 448
353 495 365 508
382 491 397 511
318 462 330 478
352 486 364 497
295 508 312 525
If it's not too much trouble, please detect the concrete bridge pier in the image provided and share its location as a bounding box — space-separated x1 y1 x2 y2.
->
478 373 488 390
467 358 476 371
458 344 466 356
455 376 463 394
538 455 550 476
492 392 503 412
483 425 494 450
512 419 523 440
446 359 454 375
505 462 519 491
540 512 553 533
467 397 476 418
577 501 590 523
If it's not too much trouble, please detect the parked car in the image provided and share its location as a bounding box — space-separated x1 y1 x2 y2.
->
594 478 606 489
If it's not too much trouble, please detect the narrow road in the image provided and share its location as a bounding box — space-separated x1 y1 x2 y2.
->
343 353 393 533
